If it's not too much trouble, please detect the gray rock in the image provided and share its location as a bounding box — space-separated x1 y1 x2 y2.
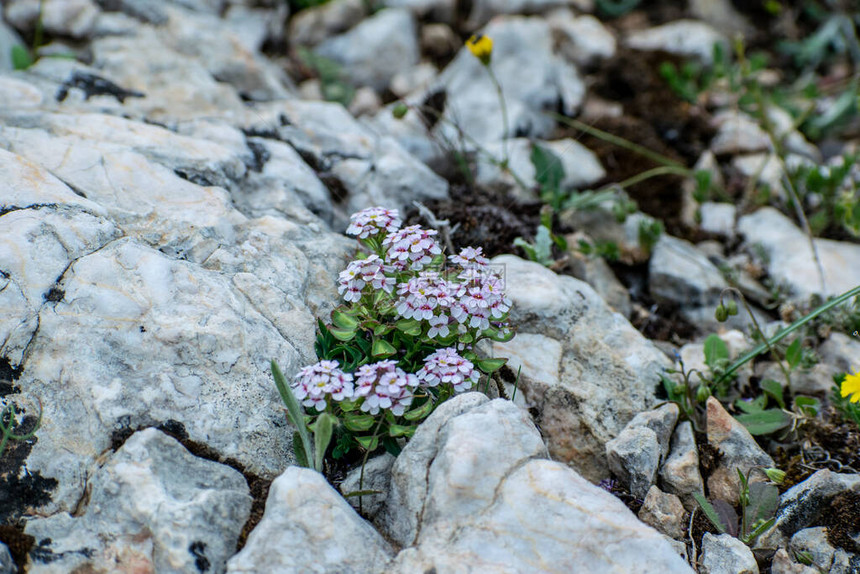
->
788 527 860 574
0 20 26 72
475 137 605 199
638 486 687 540
159 6 290 101
382 0 454 22
607 426 662 500
9 238 303 514
491 255 673 481
738 207 860 300
389 62 437 98
564 247 632 317
288 0 367 48
5 0 100 39
379 394 694 573
700 533 759 574
819 332 860 375
706 397 774 506
699 202 737 239
770 547 820 574
626 20 728 65
710 110 771 155
688 0 754 37
649 234 728 308
243 100 449 219
464 0 574 30
24 428 251 574
660 421 705 510
550 10 617 67
433 16 584 146
757 470 860 550
0 543 13 574
339 454 396 521
227 467 393 574
607 404 679 499
315 9 419 92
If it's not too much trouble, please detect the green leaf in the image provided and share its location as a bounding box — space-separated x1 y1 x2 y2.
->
372 338 397 358
703 334 729 370
785 338 802 369
475 357 507 373
312 413 336 473
403 399 435 421
330 326 357 342
743 517 776 544
292 430 309 468
342 412 375 432
693 492 727 534
331 309 359 330
530 143 565 196
11 45 33 70
744 482 779 534
794 395 820 417
396 319 422 337
760 379 785 409
356 435 379 451
735 409 792 435
271 360 314 469
735 395 767 414
388 424 416 438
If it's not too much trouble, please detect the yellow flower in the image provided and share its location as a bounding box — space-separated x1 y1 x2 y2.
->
466 34 493 66
842 370 860 403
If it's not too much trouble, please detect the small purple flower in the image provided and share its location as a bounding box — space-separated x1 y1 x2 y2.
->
292 360 354 412
338 255 390 302
354 360 418 416
449 246 489 270
383 225 442 271
346 207 402 239
417 348 480 393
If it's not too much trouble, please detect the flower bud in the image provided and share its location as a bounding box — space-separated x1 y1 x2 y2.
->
764 467 786 484
715 304 729 322
727 300 738 316
392 103 409 119
696 384 711 403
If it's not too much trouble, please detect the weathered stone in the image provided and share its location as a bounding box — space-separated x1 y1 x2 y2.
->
649 234 728 308
770 547 820 574
699 202 737 239
706 397 774 506
379 394 694 573
339 454 396 520
739 207 860 300
288 0 367 48
5 0 100 39
227 467 393 573
660 421 705 511
818 332 860 374
638 486 687 540
757 470 860 551
433 16 584 146
607 404 679 498
0 543 13 574
550 10 617 67
710 110 771 155
491 255 672 481
627 20 728 64
24 428 251 574
315 9 419 93
700 532 759 574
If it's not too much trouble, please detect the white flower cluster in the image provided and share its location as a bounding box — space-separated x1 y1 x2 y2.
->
417 348 480 393
292 360 354 412
293 348 480 416
345 207 402 239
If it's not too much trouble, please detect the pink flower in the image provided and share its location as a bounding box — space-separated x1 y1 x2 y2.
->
383 225 442 271
417 348 479 393
292 360 354 411
354 360 418 416
346 207 402 239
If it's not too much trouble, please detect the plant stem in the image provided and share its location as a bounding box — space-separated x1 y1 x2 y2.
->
714 285 860 386
550 114 686 169
486 66 510 167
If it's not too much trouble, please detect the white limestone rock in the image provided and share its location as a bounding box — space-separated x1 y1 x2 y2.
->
24 428 251 574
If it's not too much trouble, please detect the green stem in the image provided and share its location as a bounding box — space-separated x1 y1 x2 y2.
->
486 66 510 167
714 285 860 386
611 165 692 190
549 114 686 169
